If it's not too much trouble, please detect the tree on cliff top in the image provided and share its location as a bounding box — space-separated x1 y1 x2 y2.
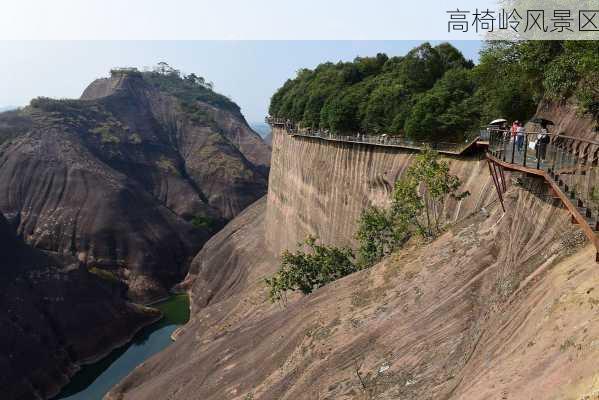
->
143 63 238 113
270 40 599 140
404 68 479 141
269 42 475 139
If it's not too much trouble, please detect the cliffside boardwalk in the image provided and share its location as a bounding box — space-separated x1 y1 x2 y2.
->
266 117 481 156
267 117 599 262
487 129 599 262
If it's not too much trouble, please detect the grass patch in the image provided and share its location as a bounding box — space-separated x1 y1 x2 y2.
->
191 215 216 230
129 132 142 144
142 71 240 115
156 156 179 174
153 294 190 326
560 336 576 352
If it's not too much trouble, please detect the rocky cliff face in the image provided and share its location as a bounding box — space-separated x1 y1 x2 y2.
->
107 129 495 399
0 70 270 400
107 109 598 400
534 99 598 142
0 71 270 300
266 128 493 254
0 212 160 400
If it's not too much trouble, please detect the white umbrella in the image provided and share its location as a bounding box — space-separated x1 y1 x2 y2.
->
489 118 507 125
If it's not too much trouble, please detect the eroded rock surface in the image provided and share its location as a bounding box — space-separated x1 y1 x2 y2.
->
0 213 160 400
108 175 597 400
108 123 598 400
0 70 270 300
266 128 493 254
0 69 270 400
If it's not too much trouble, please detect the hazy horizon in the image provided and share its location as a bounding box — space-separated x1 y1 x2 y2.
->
0 41 482 123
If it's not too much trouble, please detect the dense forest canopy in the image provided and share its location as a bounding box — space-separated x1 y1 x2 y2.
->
269 41 599 142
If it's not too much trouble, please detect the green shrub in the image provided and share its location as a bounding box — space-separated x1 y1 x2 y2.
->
141 65 240 114
266 149 470 303
90 125 121 144
402 147 470 237
191 215 215 229
30 97 85 113
356 206 404 266
156 156 178 174
129 133 142 144
356 147 469 266
265 236 358 304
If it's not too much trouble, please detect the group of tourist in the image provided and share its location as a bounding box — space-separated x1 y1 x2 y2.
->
498 120 551 162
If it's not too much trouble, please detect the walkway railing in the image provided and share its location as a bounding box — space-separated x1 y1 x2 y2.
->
488 129 599 222
266 116 481 155
267 117 598 260
487 128 599 261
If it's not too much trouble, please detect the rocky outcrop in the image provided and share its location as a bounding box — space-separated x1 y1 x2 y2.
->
0 213 160 400
0 71 270 300
107 107 598 400
266 129 493 254
0 70 270 400
534 99 597 142
106 129 496 400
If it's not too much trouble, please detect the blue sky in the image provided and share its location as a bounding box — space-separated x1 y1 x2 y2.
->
0 41 482 123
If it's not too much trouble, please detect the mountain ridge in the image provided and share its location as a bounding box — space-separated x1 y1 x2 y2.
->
0 67 271 399
0 68 270 300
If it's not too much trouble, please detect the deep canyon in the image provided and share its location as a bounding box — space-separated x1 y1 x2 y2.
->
2 66 599 400
0 69 270 399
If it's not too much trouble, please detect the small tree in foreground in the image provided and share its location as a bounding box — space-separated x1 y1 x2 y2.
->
405 146 470 237
266 148 469 303
357 147 469 265
265 236 358 304
356 206 404 267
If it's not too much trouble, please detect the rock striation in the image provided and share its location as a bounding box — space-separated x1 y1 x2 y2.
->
0 68 270 399
0 70 270 301
0 212 160 400
266 129 493 254
108 107 599 399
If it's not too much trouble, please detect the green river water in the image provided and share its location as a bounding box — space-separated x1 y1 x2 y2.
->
54 294 190 400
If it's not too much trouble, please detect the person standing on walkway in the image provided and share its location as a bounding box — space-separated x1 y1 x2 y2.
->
500 121 509 141
536 124 550 161
511 120 519 142
516 122 525 152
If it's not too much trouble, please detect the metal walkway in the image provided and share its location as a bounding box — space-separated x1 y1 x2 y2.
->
266 117 482 156
487 129 599 262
